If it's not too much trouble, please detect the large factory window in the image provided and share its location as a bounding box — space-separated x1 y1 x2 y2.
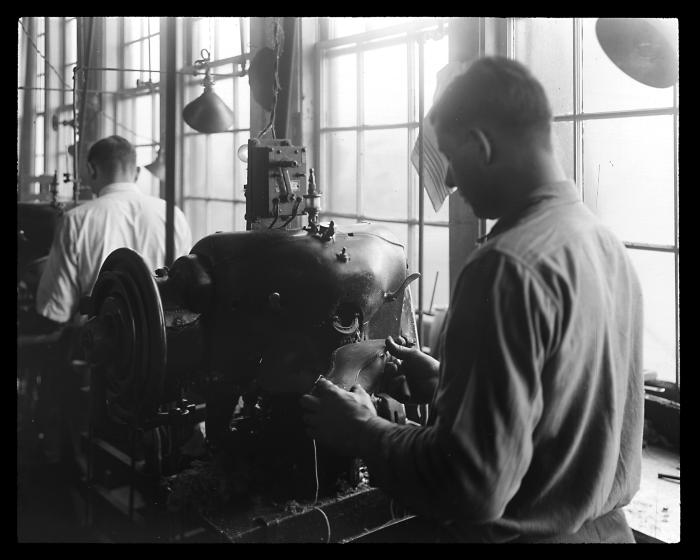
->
17 17 78 201
512 18 680 387
180 17 251 243
34 18 46 180
317 17 451 317
54 17 77 200
100 18 162 199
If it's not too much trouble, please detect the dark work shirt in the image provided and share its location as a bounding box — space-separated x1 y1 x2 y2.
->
359 180 644 542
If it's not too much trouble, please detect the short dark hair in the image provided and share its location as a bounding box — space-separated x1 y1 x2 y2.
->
430 57 552 137
87 135 137 175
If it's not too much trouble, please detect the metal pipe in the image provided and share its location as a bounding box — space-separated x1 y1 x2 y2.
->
76 17 95 203
164 17 177 266
19 18 37 199
417 34 425 338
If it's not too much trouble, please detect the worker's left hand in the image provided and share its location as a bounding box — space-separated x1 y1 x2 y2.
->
300 377 377 456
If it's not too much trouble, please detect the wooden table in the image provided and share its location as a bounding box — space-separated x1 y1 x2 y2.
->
624 444 681 543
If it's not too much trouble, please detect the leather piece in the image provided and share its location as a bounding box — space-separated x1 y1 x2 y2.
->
325 339 389 393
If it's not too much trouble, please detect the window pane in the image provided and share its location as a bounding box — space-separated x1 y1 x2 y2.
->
233 132 249 199
329 17 420 39
628 250 676 383
135 145 158 197
146 34 159 74
184 199 207 245
216 17 242 59
363 44 408 125
582 115 674 245
134 94 156 141
423 193 450 223
34 155 44 177
212 77 234 113
233 202 247 232
322 214 359 228
322 130 357 215
34 115 43 156
329 17 366 39
324 51 356 128
209 133 234 199
124 43 140 85
423 34 449 110
183 134 207 197
208 200 235 233
581 18 675 113
552 120 575 181
184 82 201 106
235 76 250 129
65 18 77 64
35 75 44 114
362 128 408 219
514 18 574 116
422 225 450 311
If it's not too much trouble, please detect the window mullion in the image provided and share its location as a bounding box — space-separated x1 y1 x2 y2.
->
573 17 583 197
356 49 363 220
673 81 679 389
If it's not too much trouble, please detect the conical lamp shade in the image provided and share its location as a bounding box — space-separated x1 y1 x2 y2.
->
596 18 678 89
183 86 235 133
145 149 166 182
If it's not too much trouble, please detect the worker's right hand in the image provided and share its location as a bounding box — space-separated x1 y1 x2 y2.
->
382 336 440 404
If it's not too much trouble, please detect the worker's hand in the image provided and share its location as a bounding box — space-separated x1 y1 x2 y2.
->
300 378 377 456
382 336 440 404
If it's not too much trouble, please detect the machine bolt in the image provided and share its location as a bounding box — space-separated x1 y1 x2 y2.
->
336 247 350 262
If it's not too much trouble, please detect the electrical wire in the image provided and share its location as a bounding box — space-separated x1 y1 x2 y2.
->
267 198 280 229
278 196 302 229
257 18 283 140
313 506 331 543
311 439 331 543
312 438 320 504
99 109 158 144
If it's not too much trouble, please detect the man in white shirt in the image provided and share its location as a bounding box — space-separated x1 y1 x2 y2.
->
35 135 192 325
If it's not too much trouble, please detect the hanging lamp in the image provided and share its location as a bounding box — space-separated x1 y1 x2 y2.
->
182 49 234 133
145 147 166 181
595 18 678 89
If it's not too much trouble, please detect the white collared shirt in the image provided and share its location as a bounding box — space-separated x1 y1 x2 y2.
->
36 182 193 323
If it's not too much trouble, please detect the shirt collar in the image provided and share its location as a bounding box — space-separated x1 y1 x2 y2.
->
483 180 580 242
98 182 141 197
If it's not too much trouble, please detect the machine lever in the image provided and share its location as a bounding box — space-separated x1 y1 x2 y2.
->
384 272 421 302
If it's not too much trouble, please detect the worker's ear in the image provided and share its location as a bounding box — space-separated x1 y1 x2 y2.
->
470 128 492 165
134 166 141 182
87 161 97 180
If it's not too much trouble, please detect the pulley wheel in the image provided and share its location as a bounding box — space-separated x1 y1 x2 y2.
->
84 248 166 425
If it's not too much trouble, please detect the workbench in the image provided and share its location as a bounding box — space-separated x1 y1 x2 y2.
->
196 484 412 543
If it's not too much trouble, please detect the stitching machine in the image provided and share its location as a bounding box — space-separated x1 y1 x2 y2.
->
79 138 421 541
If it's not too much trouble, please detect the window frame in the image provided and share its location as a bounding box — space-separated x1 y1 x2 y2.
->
178 17 252 240
507 17 680 388
314 18 452 323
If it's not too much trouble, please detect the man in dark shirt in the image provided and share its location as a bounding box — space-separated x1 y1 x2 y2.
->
301 56 644 543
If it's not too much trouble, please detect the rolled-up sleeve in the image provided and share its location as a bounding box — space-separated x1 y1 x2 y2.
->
359 250 557 523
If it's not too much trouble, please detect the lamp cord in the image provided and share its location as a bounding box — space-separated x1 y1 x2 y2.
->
311 438 331 543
